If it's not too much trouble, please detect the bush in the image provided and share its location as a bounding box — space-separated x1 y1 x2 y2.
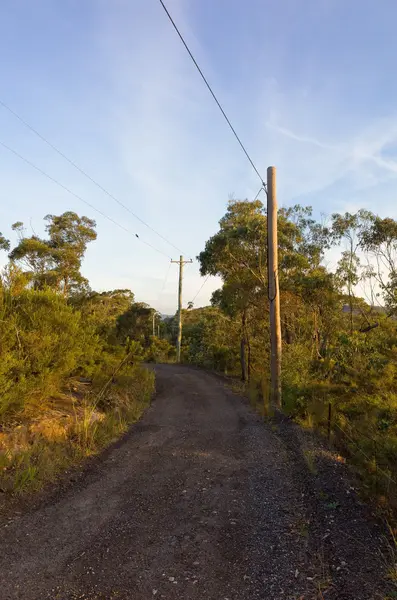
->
0 286 100 418
0 365 155 494
0 214 158 496
145 337 175 363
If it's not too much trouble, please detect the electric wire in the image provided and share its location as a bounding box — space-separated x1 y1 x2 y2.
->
157 0 266 189
0 140 171 259
158 261 172 297
0 98 186 255
190 273 211 306
253 185 264 201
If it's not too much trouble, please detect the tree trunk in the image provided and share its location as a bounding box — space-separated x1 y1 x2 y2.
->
243 315 251 382
320 334 328 358
247 333 251 382
240 338 247 382
285 315 293 344
313 309 321 359
240 310 248 382
349 288 354 336
349 239 354 335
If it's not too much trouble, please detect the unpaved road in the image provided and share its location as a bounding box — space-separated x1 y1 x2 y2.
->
0 365 393 599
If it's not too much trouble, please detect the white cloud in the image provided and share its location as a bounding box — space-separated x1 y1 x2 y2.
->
4 0 397 314
255 80 397 210
265 120 341 153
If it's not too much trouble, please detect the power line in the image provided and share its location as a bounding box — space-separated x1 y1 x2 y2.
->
157 261 172 300
160 261 172 293
0 98 186 256
253 185 265 202
190 274 211 306
157 0 266 189
0 140 171 260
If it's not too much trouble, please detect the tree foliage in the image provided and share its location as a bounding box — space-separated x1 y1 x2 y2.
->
189 200 397 503
9 212 97 296
0 212 163 423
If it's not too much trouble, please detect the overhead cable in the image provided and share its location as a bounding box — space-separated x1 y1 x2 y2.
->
190 274 211 306
157 0 266 189
0 98 186 255
0 140 171 259
253 186 265 201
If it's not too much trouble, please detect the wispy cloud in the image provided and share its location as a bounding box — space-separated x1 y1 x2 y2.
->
265 121 341 153
3 0 397 312
261 104 397 207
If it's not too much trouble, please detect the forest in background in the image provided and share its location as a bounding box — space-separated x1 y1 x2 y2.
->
2 201 397 513
172 200 397 511
0 212 173 495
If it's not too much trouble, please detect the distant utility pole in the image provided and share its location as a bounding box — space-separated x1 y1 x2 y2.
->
152 311 156 337
267 166 282 409
171 255 193 362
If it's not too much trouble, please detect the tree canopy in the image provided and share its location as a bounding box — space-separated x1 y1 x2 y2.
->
9 212 97 296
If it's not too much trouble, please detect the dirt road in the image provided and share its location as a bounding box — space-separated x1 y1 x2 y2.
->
0 365 392 599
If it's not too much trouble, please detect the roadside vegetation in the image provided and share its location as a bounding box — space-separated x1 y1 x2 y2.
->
164 200 397 513
0 212 173 496
3 202 397 518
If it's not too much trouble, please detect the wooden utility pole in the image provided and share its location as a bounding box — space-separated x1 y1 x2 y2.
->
171 256 193 362
152 311 156 337
267 166 282 408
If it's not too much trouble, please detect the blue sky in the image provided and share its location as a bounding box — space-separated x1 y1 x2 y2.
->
1 0 397 313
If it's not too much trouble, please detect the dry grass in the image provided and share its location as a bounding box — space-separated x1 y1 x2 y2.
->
385 524 397 585
0 367 154 495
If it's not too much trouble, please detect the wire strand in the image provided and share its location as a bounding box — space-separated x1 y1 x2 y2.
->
190 274 211 306
253 186 264 202
0 98 186 255
158 261 172 297
157 0 266 188
0 140 171 260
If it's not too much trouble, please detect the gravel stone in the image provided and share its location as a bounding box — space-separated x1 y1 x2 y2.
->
0 364 393 599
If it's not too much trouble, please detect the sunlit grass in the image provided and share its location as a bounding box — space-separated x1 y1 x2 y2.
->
0 367 154 495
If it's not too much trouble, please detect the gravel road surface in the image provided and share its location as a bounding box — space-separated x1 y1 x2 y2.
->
0 364 393 599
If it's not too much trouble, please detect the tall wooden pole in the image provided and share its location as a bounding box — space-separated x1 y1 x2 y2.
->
171 256 192 362
176 255 183 362
267 166 282 408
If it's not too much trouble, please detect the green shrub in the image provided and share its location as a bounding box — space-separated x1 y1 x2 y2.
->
145 337 174 363
0 286 101 418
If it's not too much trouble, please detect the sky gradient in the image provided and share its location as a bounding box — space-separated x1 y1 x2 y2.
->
1 0 397 313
